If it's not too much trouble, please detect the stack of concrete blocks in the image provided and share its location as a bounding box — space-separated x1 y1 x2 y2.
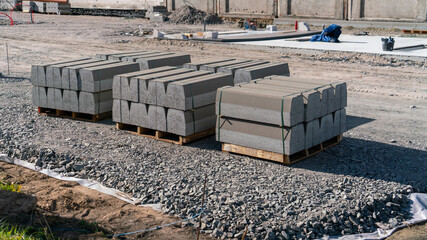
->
95 50 191 71
113 66 234 137
31 58 140 116
183 59 290 85
46 2 71 15
216 75 347 156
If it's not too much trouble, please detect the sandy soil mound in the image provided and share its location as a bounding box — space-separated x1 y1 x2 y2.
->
168 6 222 25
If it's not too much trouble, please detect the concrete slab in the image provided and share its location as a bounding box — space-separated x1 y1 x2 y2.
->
165 73 234 110
54 89 63 110
136 68 194 104
216 86 304 127
113 66 177 100
38 87 48 108
120 100 131 124
216 117 306 155
199 60 252 73
183 59 236 70
112 99 122 123
80 62 140 92
216 61 270 76
66 60 121 90
47 59 103 88
31 87 39 107
35 58 91 87
136 54 191 70
167 104 216 136
233 35 427 59
129 102 148 127
240 81 321 121
151 71 213 107
79 91 113 115
234 63 290 84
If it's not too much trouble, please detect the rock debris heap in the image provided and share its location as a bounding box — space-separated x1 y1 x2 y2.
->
168 6 222 24
217 75 347 157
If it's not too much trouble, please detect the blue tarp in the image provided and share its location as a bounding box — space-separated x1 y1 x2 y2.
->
310 24 342 43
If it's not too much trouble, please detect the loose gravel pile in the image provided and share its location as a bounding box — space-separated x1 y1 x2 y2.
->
0 78 425 239
168 6 222 25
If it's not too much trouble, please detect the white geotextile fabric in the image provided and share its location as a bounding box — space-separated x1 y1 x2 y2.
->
1 154 426 239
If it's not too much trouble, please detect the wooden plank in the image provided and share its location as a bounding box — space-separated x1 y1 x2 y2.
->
38 107 111 122
222 134 342 165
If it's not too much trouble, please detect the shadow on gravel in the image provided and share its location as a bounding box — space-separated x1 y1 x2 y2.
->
293 137 427 193
187 135 222 151
346 115 375 130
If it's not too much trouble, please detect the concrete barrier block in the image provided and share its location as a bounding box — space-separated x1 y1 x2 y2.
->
121 77 139 102
151 71 212 107
112 99 122 123
333 109 341 137
112 75 121 99
199 60 252 73
320 113 334 142
80 62 140 92
340 108 346 133
96 51 153 60
115 52 169 62
67 60 121 91
137 68 194 104
32 87 39 107
167 104 216 136
107 51 152 61
216 117 306 155
234 63 290 84
54 89 63 110
183 59 236 70
217 61 269 76
136 54 191 70
47 59 102 89
62 90 79 112
145 105 166 130
47 88 56 109
34 58 91 87
31 66 38 86
165 73 234 110
120 100 131 124
216 86 304 127
79 91 113 115
129 102 148 127
38 87 48 108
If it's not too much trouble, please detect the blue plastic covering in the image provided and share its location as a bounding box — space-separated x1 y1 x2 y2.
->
310 24 342 43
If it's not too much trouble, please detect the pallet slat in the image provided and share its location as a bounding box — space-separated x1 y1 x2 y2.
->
222 134 342 165
38 107 111 122
116 123 215 145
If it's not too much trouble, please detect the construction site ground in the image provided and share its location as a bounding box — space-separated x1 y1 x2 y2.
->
0 12 426 239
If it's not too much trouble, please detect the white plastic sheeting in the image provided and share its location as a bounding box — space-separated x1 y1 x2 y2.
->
1 154 426 239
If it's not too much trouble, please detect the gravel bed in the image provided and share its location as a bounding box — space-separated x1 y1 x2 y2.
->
0 81 425 240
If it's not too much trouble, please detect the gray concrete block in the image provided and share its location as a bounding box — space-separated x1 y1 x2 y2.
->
54 88 63 110
96 51 152 60
31 66 38 86
120 100 131 124
47 88 56 109
136 54 191 70
333 109 341 137
79 91 113 115
216 117 306 155
80 62 140 92
129 102 148 127
183 59 236 70
234 63 290 84
108 51 156 61
241 81 321 121
46 59 102 88
35 58 91 87
305 118 323 149
216 86 304 127
340 108 346 133
199 60 252 73
68 60 122 91
217 61 270 76
165 73 234 110
112 99 122 123
113 66 177 100
167 104 216 136
120 52 174 62
121 77 139 102
146 105 166 130
62 90 79 112
32 87 39 107
38 87 48 108
137 68 194 104
152 71 213 106
320 113 334 142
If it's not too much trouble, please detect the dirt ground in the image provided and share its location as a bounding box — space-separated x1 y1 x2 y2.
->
0 161 213 240
0 12 426 240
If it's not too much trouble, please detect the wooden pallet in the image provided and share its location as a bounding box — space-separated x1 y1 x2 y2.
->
38 107 111 122
116 123 215 145
222 134 342 165
402 29 427 34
